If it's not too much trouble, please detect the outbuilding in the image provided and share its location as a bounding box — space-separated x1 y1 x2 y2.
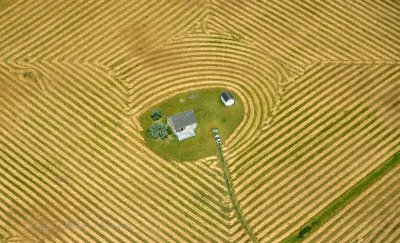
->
221 91 235 106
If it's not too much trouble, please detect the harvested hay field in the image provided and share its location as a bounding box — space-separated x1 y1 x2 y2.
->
306 162 400 243
0 0 399 242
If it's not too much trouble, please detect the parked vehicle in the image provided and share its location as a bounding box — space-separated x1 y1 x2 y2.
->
215 134 221 144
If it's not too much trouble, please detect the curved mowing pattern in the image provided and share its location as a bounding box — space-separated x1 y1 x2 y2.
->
118 35 291 151
231 63 400 241
0 0 399 242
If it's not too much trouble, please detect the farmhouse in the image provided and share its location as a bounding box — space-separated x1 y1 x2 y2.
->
221 91 235 106
167 110 198 141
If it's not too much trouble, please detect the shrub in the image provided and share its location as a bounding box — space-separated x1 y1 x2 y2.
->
167 125 173 135
297 225 312 239
150 108 162 121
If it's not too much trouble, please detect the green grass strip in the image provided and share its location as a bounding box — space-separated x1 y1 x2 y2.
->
283 151 400 242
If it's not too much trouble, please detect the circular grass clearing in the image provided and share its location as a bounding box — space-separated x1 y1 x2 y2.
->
139 88 244 162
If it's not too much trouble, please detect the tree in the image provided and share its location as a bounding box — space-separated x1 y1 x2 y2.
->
297 225 312 239
150 108 162 121
148 122 170 140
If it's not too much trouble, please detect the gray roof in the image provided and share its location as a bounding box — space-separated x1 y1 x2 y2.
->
221 91 234 102
168 110 197 130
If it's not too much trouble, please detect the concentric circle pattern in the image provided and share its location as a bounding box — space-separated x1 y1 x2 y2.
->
0 0 399 242
119 34 291 152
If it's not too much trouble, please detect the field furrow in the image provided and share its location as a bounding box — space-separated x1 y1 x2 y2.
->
0 0 399 241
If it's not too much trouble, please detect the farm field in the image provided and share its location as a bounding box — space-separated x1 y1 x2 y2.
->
0 0 399 242
0 0 15 10
305 161 400 243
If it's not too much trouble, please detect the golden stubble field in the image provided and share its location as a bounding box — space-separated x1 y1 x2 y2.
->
0 0 399 242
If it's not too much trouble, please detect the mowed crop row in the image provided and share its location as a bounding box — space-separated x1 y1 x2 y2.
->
0 0 399 242
306 163 400 242
0 65 237 242
212 0 400 71
227 63 400 242
117 35 291 154
0 1 241 241
2 65 241 242
0 0 206 64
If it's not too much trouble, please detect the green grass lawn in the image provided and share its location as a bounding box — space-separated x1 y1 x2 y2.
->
139 88 244 162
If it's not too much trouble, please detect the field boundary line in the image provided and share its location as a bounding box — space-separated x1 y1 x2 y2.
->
283 151 400 242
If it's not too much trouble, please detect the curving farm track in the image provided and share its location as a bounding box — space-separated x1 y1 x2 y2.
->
0 0 399 242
